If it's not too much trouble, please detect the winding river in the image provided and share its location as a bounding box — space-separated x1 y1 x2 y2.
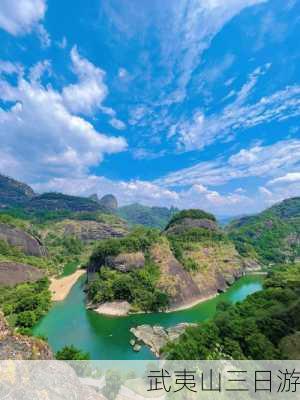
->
33 275 263 359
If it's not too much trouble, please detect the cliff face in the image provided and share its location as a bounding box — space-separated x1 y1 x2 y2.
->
0 174 35 208
48 219 128 242
0 223 47 257
99 194 118 211
0 312 52 360
150 238 244 310
25 192 105 213
0 262 45 286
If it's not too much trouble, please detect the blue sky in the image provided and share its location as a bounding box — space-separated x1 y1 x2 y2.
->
0 0 300 215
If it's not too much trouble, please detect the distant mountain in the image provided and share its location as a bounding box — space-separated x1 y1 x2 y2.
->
99 194 118 211
117 203 178 228
0 174 35 208
25 192 104 213
228 197 300 264
0 174 116 214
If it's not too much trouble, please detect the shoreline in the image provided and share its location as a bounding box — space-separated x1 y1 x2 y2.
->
50 269 86 301
92 272 265 316
166 292 217 313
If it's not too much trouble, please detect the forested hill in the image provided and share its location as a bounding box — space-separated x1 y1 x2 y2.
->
228 197 300 265
117 203 178 228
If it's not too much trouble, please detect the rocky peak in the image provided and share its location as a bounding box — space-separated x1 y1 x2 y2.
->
0 174 35 208
99 194 118 211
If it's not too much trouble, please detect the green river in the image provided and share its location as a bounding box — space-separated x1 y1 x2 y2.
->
33 275 263 359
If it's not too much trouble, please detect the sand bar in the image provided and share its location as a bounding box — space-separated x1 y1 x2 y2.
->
50 269 85 301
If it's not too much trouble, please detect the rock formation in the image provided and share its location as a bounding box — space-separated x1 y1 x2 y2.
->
0 174 35 208
0 223 47 257
99 194 118 211
0 312 52 359
0 262 45 286
105 252 145 272
130 323 197 357
59 219 128 242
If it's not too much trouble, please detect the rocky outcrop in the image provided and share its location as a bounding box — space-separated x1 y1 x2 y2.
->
0 223 47 257
26 192 104 213
99 194 118 211
105 252 145 272
0 358 107 399
0 312 52 359
150 239 244 310
60 220 128 242
0 262 45 287
165 217 218 235
0 174 35 208
150 241 202 309
130 323 197 357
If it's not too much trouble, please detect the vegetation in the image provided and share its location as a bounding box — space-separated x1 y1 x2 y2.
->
118 203 178 228
228 197 300 264
55 345 90 360
166 209 216 230
89 227 160 267
162 263 300 359
0 278 51 333
87 227 169 311
168 227 227 271
87 263 169 312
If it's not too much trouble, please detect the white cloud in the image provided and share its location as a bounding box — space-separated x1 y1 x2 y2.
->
157 139 300 187
57 36 67 49
29 59 51 82
36 23 51 47
158 0 267 105
109 118 126 130
0 59 127 183
0 0 46 35
62 46 108 115
267 172 300 186
172 63 300 151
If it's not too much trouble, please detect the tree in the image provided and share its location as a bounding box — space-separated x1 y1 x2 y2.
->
55 345 90 360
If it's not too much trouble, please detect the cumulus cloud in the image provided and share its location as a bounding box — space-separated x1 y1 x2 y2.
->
0 58 127 183
0 0 46 36
62 46 108 115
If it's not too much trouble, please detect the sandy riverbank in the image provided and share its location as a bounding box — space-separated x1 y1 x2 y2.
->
166 293 218 313
50 269 86 301
91 294 217 317
92 301 131 316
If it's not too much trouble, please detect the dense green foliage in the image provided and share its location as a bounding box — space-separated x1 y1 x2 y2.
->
228 198 300 264
89 227 160 267
163 264 300 359
87 227 169 311
118 203 178 228
166 209 216 230
87 262 169 312
0 278 51 333
55 345 90 360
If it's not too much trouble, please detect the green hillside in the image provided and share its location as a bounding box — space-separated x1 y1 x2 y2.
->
117 203 178 228
228 198 300 265
163 263 300 360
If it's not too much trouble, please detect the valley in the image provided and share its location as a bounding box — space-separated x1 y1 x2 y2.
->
0 174 299 360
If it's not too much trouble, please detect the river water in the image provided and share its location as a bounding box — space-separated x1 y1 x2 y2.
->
33 275 263 359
